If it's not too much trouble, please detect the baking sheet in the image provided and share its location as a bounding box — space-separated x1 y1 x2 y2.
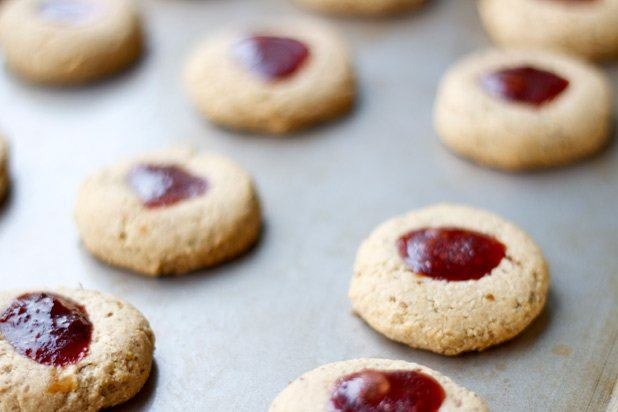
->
0 0 616 410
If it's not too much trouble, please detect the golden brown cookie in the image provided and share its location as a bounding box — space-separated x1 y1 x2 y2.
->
0 288 154 411
270 358 487 411
478 0 618 61
75 148 262 276
434 49 613 171
292 0 426 16
184 21 355 134
0 0 142 85
350 204 549 356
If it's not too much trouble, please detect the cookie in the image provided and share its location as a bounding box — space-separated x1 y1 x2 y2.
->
478 0 618 61
350 204 549 356
0 288 154 411
75 148 261 276
0 0 142 85
293 0 425 16
434 49 613 171
0 135 8 202
184 21 355 134
269 358 487 411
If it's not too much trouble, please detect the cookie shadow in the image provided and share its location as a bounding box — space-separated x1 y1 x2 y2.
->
159 217 269 282
2 35 150 94
460 288 556 359
195 98 360 142
107 360 158 411
0 185 13 219
291 0 444 23
82 218 269 284
354 288 555 361
439 118 617 176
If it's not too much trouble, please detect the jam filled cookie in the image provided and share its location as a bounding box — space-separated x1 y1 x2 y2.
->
270 358 487 411
0 288 154 411
478 0 618 61
434 49 612 171
350 204 549 356
75 148 261 276
184 21 355 134
0 135 8 202
0 0 142 85
292 0 426 16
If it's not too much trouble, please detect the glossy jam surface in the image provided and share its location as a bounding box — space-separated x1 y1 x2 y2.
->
397 227 506 281
232 35 310 80
0 292 92 367
38 0 97 23
128 164 208 208
481 66 569 106
329 369 446 412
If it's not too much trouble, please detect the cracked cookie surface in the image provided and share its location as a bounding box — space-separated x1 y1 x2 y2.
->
350 204 549 355
75 148 262 276
0 288 154 411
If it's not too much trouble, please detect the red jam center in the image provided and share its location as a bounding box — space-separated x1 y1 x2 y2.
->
128 164 208 208
232 35 310 80
0 292 92 367
397 227 506 281
39 0 97 23
481 66 569 106
329 369 446 412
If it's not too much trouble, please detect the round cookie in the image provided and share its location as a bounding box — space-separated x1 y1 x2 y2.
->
75 148 262 276
0 0 142 85
478 0 618 61
350 204 549 356
0 288 154 411
292 0 426 16
0 135 8 202
434 49 613 171
184 21 355 134
270 358 487 411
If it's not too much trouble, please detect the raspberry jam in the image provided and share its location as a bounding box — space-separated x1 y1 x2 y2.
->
39 0 97 23
329 369 446 412
232 35 310 80
0 292 92 367
397 227 506 281
481 66 569 106
128 164 208 208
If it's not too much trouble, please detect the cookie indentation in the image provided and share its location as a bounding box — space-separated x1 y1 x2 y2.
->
397 227 506 281
481 66 569 106
128 164 208 208
0 292 92 367
232 35 310 80
329 369 445 411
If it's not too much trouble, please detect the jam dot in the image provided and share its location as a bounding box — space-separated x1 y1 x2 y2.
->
232 35 310 81
128 164 208 208
0 292 93 367
481 66 569 106
397 227 506 281
38 0 97 23
329 369 446 412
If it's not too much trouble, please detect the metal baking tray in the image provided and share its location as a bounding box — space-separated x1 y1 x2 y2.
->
0 0 615 410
